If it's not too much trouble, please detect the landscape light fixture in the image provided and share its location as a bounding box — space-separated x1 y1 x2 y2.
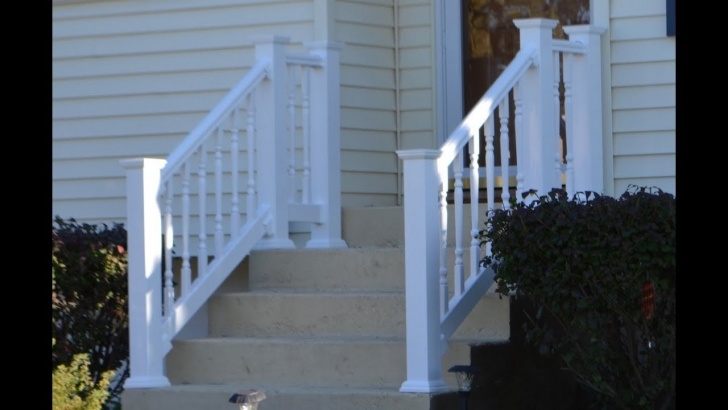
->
229 389 267 410
448 365 480 410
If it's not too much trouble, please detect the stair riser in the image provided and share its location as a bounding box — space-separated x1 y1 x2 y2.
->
342 204 496 248
247 248 405 291
209 293 405 338
245 247 493 293
208 292 509 341
166 339 470 388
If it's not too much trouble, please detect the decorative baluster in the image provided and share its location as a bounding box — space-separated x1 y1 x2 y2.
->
563 52 575 197
439 173 449 317
288 65 297 202
181 163 191 295
482 119 495 260
513 83 524 207
553 51 563 188
301 65 311 204
246 94 257 219
162 181 175 318
469 130 481 276
453 152 464 297
484 117 495 211
214 126 224 257
499 95 511 207
197 143 208 277
230 108 241 238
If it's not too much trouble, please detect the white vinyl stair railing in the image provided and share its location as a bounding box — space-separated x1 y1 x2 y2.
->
120 36 347 389
397 19 605 393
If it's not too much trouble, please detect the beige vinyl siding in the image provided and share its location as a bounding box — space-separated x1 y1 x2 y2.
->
334 0 436 207
52 0 315 226
609 0 676 195
397 0 434 150
336 0 399 206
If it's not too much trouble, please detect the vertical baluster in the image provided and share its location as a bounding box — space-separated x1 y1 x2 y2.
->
163 181 175 318
484 117 495 211
439 171 449 317
214 127 224 257
197 143 208 277
230 108 241 238
499 96 511 208
483 118 495 257
469 131 481 277
513 83 524 207
181 163 191 295
553 51 563 188
288 64 297 203
453 152 464 297
301 65 311 204
563 52 575 197
246 94 257 218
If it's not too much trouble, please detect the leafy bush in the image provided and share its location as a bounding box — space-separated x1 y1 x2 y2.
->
52 338 116 410
479 186 675 409
52 217 129 409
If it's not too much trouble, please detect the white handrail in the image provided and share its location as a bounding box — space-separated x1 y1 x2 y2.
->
121 37 347 389
438 46 536 168
398 18 605 394
162 61 270 182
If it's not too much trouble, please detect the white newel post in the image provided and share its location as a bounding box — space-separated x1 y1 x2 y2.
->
120 158 171 389
397 150 449 394
563 25 605 195
305 41 348 249
513 19 560 197
251 35 295 249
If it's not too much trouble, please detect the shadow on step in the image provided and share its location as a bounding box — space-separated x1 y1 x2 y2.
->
434 296 592 410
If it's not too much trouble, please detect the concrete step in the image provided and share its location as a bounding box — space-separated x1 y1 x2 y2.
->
247 248 405 292
208 290 509 341
121 384 458 410
126 203 511 410
245 246 494 293
341 204 497 248
165 337 471 388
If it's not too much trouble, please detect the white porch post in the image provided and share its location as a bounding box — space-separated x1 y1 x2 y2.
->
120 158 171 389
304 41 348 249
513 19 560 197
397 149 449 394
563 25 606 195
251 35 295 249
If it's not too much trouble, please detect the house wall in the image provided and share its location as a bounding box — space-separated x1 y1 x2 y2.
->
336 0 400 207
609 0 676 195
52 0 418 225
52 0 676 228
336 0 437 207
53 0 317 226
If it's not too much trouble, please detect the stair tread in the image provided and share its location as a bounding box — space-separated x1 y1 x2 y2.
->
175 335 495 345
176 335 407 343
216 289 405 295
141 383 442 394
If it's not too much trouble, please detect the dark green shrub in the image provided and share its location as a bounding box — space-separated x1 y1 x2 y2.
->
479 186 675 409
52 217 129 409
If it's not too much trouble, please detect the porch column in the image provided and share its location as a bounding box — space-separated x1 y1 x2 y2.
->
513 18 560 197
251 35 295 249
120 158 171 389
305 41 348 249
397 149 449 394
563 25 606 195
